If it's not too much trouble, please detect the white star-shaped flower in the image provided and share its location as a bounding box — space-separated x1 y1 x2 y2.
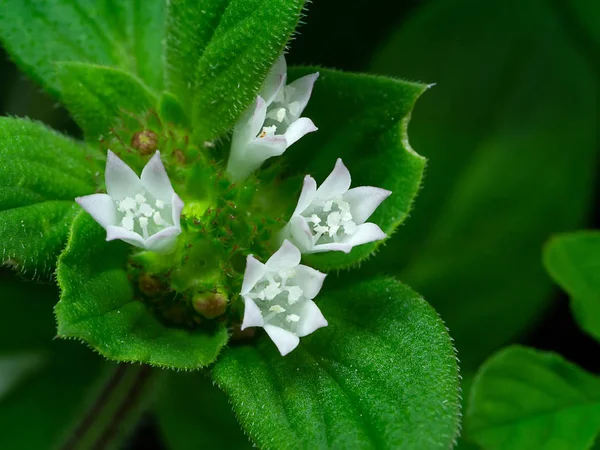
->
282 158 391 254
241 240 328 356
226 55 319 181
76 150 184 252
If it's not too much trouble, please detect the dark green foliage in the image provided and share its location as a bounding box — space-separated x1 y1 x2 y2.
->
467 346 600 450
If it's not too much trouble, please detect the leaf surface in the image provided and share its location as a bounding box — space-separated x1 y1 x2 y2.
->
55 212 229 369
467 346 600 450
0 0 166 95
212 278 460 449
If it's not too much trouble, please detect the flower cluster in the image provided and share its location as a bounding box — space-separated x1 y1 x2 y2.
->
75 55 391 355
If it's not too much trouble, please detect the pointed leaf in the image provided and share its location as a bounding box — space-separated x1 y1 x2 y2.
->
544 231 600 343
282 68 426 271
367 0 598 371
212 278 460 449
190 0 306 141
55 212 229 369
0 0 166 96
56 62 157 139
467 346 600 450
165 0 228 111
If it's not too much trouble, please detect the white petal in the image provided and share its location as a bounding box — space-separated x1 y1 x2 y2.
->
260 56 287 106
285 72 319 120
105 150 142 200
343 187 391 224
233 96 268 145
241 297 264 329
288 216 314 253
105 225 146 248
75 193 116 229
296 300 328 337
241 255 266 295
309 242 353 254
293 175 317 216
140 151 175 200
170 193 185 229
263 325 300 356
316 158 351 199
347 222 386 247
293 265 326 299
265 240 301 272
284 117 317 147
144 227 181 252
227 134 287 182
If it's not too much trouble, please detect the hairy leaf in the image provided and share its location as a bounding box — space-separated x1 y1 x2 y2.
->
283 68 427 271
55 212 229 369
56 62 157 139
190 0 305 141
156 372 252 450
212 278 460 449
368 0 598 371
467 346 600 450
165 0 228 111
0 117 99 274
544 231 600 343
0 0 166 96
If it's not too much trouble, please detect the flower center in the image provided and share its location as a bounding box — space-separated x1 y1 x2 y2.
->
247 269 306 333
304 196 357 244
261 86 301 137
116 192 172 239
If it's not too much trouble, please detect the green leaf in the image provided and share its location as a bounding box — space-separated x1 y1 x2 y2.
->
165 0 228 112
189 0 306 141
212 278 460 449
0 117 99 274
158 91 189 128
367 0 598 371
283 68 427 271
0 0 166 96
55 212 229 369
466 346 600 450
156 372 252 450
56 62 157 139
544 231 600 343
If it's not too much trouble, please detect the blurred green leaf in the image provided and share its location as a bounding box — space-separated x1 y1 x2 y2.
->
0 0 166 96
55 212 229 369
544 231 600 343
212 278 460 449
158 91 188 128
156 372 252 450
369 0 598 371
466 345 600 450
0 353 44 402
283 68 427 271
0 117 99 275
190 0 305 141
56 62 157 139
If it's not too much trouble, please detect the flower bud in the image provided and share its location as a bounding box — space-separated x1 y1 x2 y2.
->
192 290 228 319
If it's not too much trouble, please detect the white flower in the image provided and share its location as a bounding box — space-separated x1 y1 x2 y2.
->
282 158 391 254
241 240 327 356
226 56 319 181
76 150 184 252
